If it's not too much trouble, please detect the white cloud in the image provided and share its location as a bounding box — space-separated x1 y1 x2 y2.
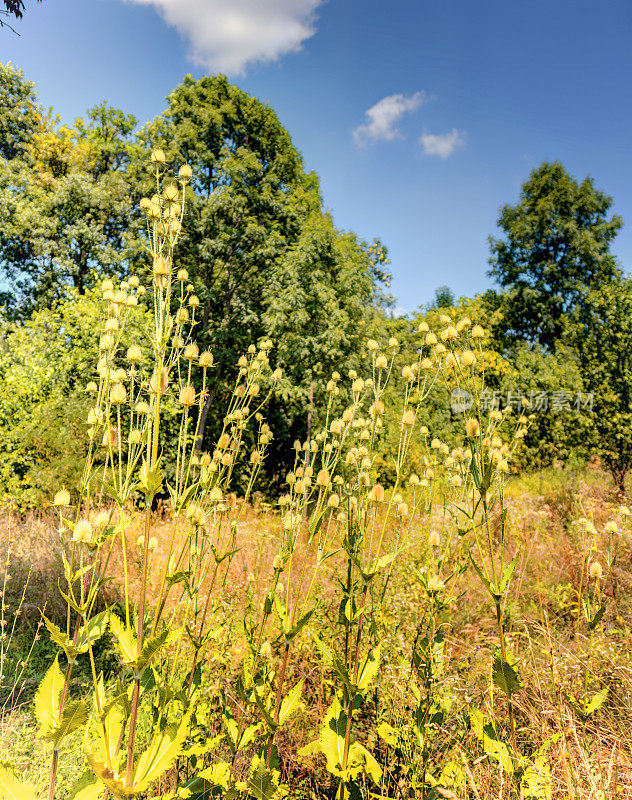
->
123 0 325 74
353 92 426 146
420 128 465 158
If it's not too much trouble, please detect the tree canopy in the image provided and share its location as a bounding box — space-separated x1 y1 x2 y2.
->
488 161 622 349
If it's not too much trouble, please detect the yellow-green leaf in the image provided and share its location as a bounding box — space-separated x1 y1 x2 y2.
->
278 680 303 725
34 655 64 737
0 763 39 800
109 615 137 667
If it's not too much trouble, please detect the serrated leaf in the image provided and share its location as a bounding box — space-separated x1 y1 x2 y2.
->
348 741 382 785
43 615 76 659
136 628 170 673
470 709 513 774
48 701 88 746
246 754 285 800
285 609 314 642
133 712 191 792
76 612 109 655
0 763 39 800
376 722 398 747
34 655 64 738
278 680 303 725
498 553 519 594
492 652 522 697
357 643 382 692
585 687 608 716
68 771 107 800
110 615 137 667
195 761 232 789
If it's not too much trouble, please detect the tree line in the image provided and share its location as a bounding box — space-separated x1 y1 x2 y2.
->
0 61 630 504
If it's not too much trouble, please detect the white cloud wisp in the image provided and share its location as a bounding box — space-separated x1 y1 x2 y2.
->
353 92 426 146
420 128 465 158
124 0 325 75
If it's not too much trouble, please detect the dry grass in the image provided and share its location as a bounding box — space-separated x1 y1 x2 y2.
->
2 466 632 798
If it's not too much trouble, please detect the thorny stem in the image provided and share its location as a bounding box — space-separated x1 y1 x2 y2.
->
265 642 291 767
340 582 369 800
47 615 81 800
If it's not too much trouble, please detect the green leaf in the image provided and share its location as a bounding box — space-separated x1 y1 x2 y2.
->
0 763 39 800
376 722 398 747
498 553 519 595
357 644 382 692
43 615 76 659
347 741 382 785
34 654 64 738
285 609 314 642
133 712 191 792
585 687 608 716
492 651 522 697
68 771 107 800
75 612 109 655
109 615 138 667
278 680 303 725
588 603 606 630
468 552 498 601
245 754 285 800
48 701 88 746
136 628 171 673
195 761 232 790
470 709 513 774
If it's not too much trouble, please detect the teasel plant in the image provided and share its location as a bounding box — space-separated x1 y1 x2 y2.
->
296 328 465 800
0 151 281 800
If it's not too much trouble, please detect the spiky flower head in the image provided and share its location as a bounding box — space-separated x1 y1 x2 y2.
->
54 488 71 507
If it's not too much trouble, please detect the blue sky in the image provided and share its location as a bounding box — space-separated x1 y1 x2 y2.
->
3 0 631 312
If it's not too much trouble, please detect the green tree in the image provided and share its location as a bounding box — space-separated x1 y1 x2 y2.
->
138 74 386 456
0 62 40 160
489 161 622 349
567 275 632 493
0 77 137 316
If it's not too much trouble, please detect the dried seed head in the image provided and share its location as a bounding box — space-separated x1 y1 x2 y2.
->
151 148 166 164
465 418 480 438
110 383 127 405
86 381 98 393
135 401 150 415
428 530 440 547
73 520 93 544
127 345 142 363
53 488 71 507
352 378 365 393
179 164 193 180
589 561 603 580
199 350 214 368
367 339 379 351
129 429 142 444
328 493 340 508
421 357 433 370
175 308 189 325
375 354 388 370
149 368 169 394
472 324 485 339
370 484 385 502
153 255 170 277
462 350 476 367
402 409 415 426
188 294 200 307
179 385 196 406
316 469 330 487
184 342 199 361
418 321 429 333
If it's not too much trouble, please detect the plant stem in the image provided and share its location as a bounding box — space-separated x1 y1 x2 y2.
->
265 642 291 767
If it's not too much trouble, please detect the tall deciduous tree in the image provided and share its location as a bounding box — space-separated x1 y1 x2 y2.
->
488 161 622 349
567 276 632 493
139 74 386 455
0 64 137 316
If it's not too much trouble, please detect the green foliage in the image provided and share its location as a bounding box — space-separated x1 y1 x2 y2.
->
489 161 622 349
567 275 632 490
0 286 149 506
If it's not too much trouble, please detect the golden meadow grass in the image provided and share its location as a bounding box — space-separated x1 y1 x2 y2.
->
0 154 631 800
